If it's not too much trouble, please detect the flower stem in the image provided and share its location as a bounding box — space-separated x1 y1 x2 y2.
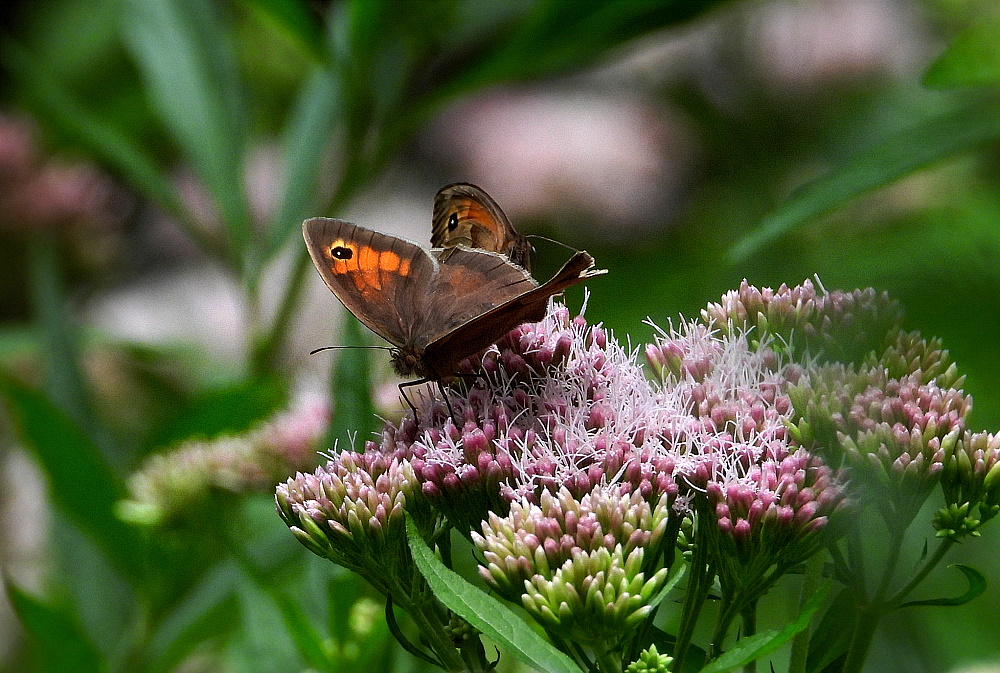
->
674 511 714 671
788 554 825 673
886 537 954 608
841 538 955 673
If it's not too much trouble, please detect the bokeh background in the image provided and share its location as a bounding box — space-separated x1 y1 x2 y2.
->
1 0 998 671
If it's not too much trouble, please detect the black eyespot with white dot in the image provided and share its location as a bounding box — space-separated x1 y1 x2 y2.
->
448 212 459 231
331 245 353 260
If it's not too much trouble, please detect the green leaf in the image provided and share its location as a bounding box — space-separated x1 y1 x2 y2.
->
924 15 1000 88
264 67 341 260
241 0 327 62
27 236 99 444
805 587 856 673
324 317 378 451
0 40 184 220
729 96 1000 261
900 564 987 608
405 516 584 673
150 374 288 449
434 0 728 100
119 0 251 255
6 581 107 673
647 562 687 611
145 561 243 673
264 589 333 670
236 581 302 673
698 584 829 673
0 375 146 579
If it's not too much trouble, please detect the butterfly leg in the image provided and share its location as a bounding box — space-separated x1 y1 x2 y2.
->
436 379 458 426
397 379 426 417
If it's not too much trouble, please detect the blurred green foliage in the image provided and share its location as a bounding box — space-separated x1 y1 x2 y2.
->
0 0 998 671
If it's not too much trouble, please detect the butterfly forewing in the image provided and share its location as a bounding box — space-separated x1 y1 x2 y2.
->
303 218 436 347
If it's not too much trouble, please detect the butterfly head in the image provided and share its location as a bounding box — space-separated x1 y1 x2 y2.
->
391 346 426 379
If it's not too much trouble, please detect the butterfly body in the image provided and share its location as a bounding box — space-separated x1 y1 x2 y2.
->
303 216 604 385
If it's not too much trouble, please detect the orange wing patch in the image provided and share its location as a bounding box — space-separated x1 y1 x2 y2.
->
379 250 400 273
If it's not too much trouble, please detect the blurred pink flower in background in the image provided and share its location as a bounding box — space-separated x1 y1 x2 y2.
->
422 88 694 239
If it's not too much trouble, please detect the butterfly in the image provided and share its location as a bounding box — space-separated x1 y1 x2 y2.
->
431 183 533 271
303 217 605 409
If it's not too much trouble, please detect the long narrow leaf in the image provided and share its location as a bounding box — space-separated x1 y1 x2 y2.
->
730 97 1000 261
241 0 327 62
405 516 584 673
265 67 340 260
900 564 987 608
119 0 251 254
5 581 107 673
0 376 145 580
698 584 829 673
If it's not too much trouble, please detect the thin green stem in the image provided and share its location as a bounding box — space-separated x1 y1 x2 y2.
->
840 603 882 673
841 537 956 673
788 554 825 673
250 246 312 375
594 646 620 673
885 537 954 608
673 512 714 672
873 525 906 603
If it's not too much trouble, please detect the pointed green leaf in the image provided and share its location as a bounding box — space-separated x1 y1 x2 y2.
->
119 0 251 253
405 515 584 673
698 584 829 673
924 15 1000 88
729 97 1000 261
241 0 327 61
264 67 340 260
6 581 107 673
900 564 987 608
0 375 145 578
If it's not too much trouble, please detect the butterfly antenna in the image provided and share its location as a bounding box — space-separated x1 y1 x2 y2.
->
309 345 393 355
525 234 580 254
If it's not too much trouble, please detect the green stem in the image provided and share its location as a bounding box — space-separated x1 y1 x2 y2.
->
594 646 620 673
740 601 757 673
673 512 714 672
839 603 882 673
250 132 378 375
250 245 311 375
841 538 955 673
788 554 825 673
872 526 906 603
885 537 954 608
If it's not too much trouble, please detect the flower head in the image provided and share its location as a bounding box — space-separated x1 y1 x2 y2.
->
702 278 902 364
276 449 428 594
935 431 1000 540
475 486 672 646
120 401 327 526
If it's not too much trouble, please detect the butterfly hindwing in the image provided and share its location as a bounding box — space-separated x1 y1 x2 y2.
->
432 183 532 270
422 251 606 374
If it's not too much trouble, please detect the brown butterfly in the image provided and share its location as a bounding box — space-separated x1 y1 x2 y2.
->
303 217 605 408
431 183 533 271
